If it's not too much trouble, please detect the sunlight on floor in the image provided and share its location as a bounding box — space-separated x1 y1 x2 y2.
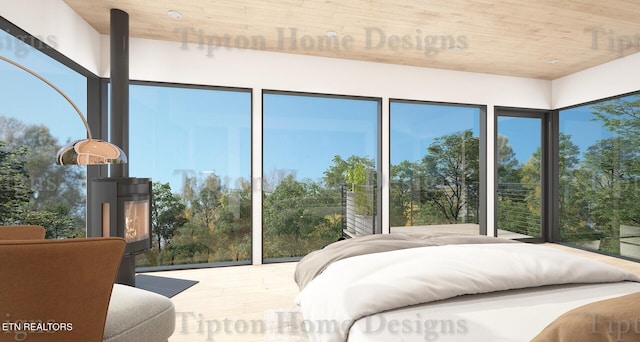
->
147 262 299 342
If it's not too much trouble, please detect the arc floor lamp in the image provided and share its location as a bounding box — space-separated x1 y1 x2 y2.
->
0 54 127 165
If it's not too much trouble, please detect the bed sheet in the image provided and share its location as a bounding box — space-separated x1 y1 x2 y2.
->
347 282 640 341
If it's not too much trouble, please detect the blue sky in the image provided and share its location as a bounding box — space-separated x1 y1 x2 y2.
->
263 93 378 183
127 84 251 192
0 35 87 142
497 116 541 163
390 102 481 165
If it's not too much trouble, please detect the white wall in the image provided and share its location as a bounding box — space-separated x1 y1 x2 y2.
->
118 37 552 109
552 52 640 109
0 0 102 74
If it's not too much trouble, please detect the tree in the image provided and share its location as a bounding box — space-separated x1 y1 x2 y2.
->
496 134 521 183
151 182 187 252
568 96 640 253
505 133 585 238
0 141 33 224
591 95 640 142
556 133 597 241
420 130 479 223
323 155 377 219
390 160 422 226
495 134 531 235
323 155 375 188
171 173 253 264
190 174 223 231
263 175 336 258
21 125 85 215
0 116 86 236
21 204 83 238
179 173 220 263
579 138 640 253
224 178 253 261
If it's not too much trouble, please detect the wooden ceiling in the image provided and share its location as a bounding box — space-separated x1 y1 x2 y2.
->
63 0 640 80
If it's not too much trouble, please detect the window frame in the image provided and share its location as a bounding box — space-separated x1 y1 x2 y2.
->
388 98 487 236
261 89 383 262
554 90 640 261
0 17 105 231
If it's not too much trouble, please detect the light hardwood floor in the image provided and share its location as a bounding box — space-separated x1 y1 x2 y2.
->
152 243 640 342
153 262 299 342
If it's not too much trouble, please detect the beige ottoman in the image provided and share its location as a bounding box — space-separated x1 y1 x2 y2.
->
104 284 175 342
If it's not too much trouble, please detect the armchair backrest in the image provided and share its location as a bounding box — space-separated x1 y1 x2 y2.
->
0 237 125 342
0 225 46 240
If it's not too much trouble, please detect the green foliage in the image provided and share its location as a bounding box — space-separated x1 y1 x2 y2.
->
21 203 85 238
0 141 33 223
591 96 640 138
323 155 376 217
421 130 479 223
323 155 375 188
390 160 420 226
263 174 341 258
557 95 640 254
574 138 639 254
496 134 521 183
0 116 86 236
151 182 187 259
390 130 482 227
144 173 253 266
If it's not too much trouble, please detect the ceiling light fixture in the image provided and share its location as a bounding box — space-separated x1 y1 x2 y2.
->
547 58 560 64
325 31 338 37
0 55 127 165
167 10 183 19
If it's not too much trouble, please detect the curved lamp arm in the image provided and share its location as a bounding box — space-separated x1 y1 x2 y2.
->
0 55 127 165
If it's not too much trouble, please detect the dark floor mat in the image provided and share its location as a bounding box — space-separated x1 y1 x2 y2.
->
135 274 199 298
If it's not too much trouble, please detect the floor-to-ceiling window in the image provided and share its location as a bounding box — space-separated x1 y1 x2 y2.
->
558 92 640 259
496 109 549 240
262 91 380 260
128 83 252 267
0 23 90 238
389 100 484 235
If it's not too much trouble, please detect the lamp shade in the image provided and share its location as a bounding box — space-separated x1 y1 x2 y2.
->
0 55 127 165
57 138 127 165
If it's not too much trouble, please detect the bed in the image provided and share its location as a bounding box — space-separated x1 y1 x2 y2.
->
294 233 640 342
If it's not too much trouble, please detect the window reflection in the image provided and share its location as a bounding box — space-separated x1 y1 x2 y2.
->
129 84 252 267
559 94 640 259
390 101 482 235
0 28 87 238
262 92 380 260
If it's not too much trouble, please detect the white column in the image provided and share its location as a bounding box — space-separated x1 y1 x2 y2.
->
381 97 391 234
251 88 263 264
486 105 496 237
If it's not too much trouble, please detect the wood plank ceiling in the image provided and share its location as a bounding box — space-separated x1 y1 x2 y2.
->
63 0 640 80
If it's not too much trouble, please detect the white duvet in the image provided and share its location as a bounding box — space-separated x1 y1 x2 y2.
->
295 243 640 342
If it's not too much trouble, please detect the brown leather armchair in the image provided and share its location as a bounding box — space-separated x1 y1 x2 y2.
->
0 225 46 240
0 237 125 342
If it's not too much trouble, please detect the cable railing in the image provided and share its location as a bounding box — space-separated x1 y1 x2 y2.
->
496 182 540 236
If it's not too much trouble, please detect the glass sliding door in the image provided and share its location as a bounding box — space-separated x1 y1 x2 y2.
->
263 91 380 261
559 93 640 259
495 110 547 240
128 83 252 267
390 100 484 235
